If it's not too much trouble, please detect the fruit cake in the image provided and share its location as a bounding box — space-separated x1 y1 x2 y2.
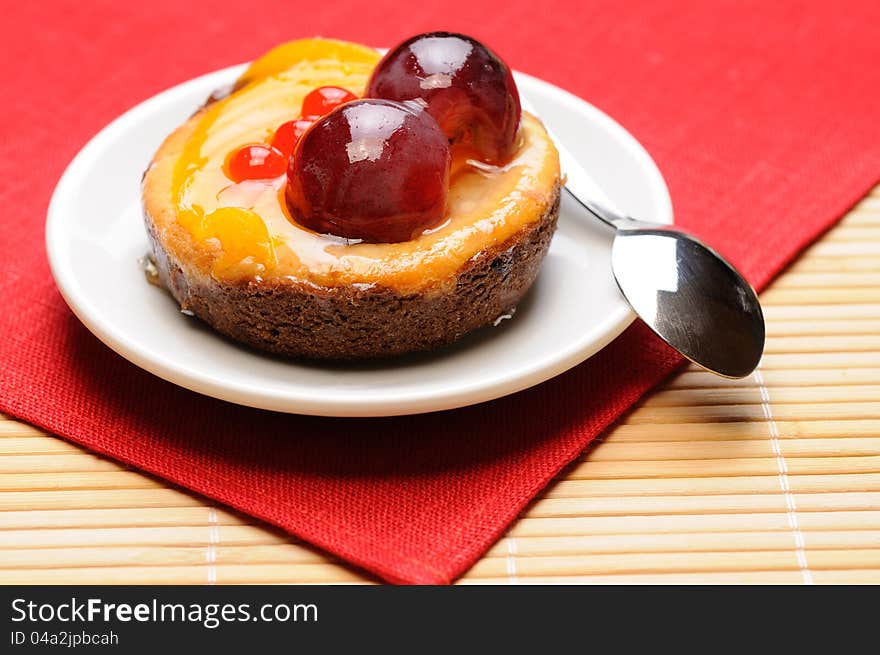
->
142 33 561 359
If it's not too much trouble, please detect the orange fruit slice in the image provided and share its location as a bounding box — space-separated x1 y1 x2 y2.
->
234 37 381 91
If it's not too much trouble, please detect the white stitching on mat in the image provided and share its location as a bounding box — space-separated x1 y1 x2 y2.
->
206 507 219 585
505 536 519 584
753 368 814 584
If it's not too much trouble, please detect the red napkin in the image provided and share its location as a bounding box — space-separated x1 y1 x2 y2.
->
2 1 879 583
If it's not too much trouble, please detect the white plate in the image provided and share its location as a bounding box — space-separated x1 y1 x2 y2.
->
46 64 672 417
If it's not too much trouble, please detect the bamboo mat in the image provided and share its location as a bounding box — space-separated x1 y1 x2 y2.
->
2 187 880 584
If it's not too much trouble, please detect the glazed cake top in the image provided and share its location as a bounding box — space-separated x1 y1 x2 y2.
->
142 38 560 293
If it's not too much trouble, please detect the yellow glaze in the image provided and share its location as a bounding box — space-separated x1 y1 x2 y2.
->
233 38 382 91
146 38 560 293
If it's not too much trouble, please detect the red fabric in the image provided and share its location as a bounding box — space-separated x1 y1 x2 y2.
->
2 1 879 583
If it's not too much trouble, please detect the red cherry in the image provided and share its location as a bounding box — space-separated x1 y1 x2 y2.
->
226 144 287 182
285 99 450 243
271 118 314 158
367 32 521 163
301 86 358 119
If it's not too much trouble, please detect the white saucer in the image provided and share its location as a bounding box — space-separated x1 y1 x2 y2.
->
46 64 672 417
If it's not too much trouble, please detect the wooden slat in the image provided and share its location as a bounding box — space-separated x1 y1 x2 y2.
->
507 511 880 536
466 550 880 577
608 420 880 441
617 402 880 423
649 385 880 406
766 320 880 336
1 184 880 584
485 531 880 557
0 489 205 511
0 471 166 491
787 257 880 272
577 439 880 461
527 492 880 517
0 565 367 585
460 570 880 584
0 545 338 569
763 335 880 353
761 304 880 320
771 272 880 288
0 507 253 530
566 456 880 479
544 474 880 497
0 527 302 551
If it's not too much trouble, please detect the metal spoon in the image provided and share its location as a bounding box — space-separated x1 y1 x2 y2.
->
550 123 765 378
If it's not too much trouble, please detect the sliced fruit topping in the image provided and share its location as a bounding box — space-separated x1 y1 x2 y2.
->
233 37 380 91
201 207 277 277
366 32 521 163
301 86 358 119
285 98 451 243
226 144 287 182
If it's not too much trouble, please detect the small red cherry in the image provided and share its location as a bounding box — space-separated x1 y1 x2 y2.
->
226 144 287 182
301 86 357 119
271 118 314 158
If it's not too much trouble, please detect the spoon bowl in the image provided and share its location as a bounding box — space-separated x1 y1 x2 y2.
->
533 94 766 379
611 221 764 378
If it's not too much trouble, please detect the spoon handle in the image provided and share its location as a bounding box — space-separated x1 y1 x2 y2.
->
551 122 685 235
519 96 633 230
563 187 628 230
545 121 633 231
